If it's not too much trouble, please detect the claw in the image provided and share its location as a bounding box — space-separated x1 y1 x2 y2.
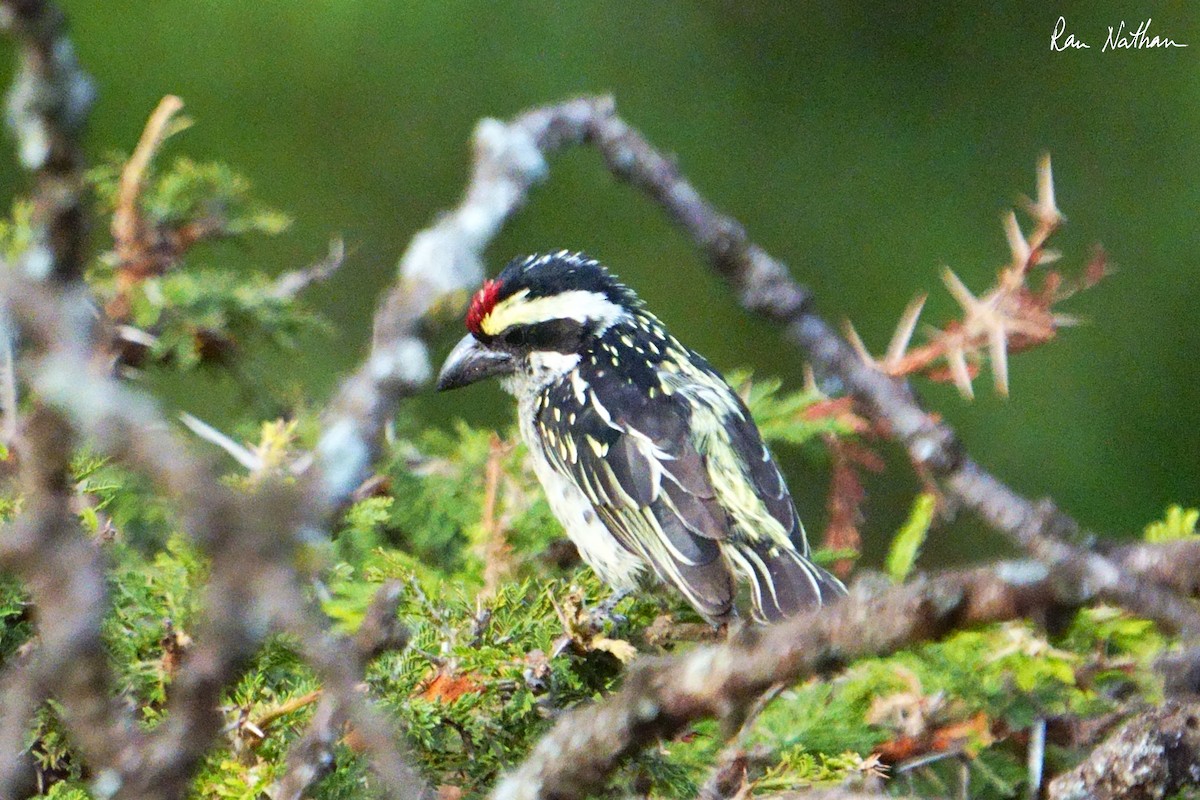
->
589 588 632 629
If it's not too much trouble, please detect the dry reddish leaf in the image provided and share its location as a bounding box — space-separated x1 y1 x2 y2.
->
930 711 994 752
802 396 870 433
821 435 884 577
416 670 484 704
875 711 995 763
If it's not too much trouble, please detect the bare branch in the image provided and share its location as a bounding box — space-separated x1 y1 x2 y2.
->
1047 700 1200 800
270 237 346 300
0 0 95 283
274 581 426 800
376 96 1200 640
492 544 1200 800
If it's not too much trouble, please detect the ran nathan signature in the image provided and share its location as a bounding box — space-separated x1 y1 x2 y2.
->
1051 16 1188 51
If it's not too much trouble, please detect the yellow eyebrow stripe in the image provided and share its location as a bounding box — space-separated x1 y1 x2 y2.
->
480 289 626 336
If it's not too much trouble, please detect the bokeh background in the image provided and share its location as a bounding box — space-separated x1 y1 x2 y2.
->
15 2 1199 565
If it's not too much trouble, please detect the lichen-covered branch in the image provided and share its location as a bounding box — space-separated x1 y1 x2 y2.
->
1047 700 1200 800
0 5 427 799
0 0 95 283
491 547 1200 800
369 95 1200 638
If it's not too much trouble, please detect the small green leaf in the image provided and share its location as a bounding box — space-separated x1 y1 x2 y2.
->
886 493 936 583
1144 505 1199 542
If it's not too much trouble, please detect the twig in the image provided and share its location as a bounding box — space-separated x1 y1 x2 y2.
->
249 689 324 738
270 237 346 300
479 433 513 598
112 95 185 285
178 411 263 472
274 581 428 800
1026 717 1046 800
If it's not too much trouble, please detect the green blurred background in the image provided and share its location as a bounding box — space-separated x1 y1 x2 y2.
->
16 2 1200 565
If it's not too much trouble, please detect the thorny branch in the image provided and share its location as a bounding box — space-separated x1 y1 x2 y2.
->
843 158 1107 399
491 553 1198 800
382 95 1200 632
375 96 1200 797
0 6 1195 797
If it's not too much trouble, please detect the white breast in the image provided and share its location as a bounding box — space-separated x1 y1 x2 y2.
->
512 373 645 591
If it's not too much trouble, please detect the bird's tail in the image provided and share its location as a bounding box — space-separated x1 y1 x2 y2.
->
726 541 847 623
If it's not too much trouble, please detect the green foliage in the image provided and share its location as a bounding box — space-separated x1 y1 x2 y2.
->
121 269 329 370
88 155 291 238
0 135 1185 799
0 200 35 262
754 614 1159 799
81 149 327 387
728 370 861 448
0 575 30 660
379 421 558 585
1145 505 1199 542
886 493 936 583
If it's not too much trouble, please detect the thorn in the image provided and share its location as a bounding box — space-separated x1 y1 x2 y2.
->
941 268 982 314
987 323 1010 396
946 346 975 400
178 412 263 472
1034 248 1062 266
1028 153 1065 227
1003 211 1031 272
802 363 818 393
884 294 927 368
842 320 874 365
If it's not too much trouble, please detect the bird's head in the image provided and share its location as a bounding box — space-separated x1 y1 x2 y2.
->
436 251 640 391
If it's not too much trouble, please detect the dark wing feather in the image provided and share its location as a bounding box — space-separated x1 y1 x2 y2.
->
537 353 844 622
538 377 734 620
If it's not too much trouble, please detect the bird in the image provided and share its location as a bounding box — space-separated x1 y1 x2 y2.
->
436 251 846 623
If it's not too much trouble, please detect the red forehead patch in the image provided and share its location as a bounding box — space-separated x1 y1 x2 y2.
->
466 279 502 335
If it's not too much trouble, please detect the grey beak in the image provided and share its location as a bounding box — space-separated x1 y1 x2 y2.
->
436 333 516 391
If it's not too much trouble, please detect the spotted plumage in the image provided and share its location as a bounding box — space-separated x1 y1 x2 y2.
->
437 251 846 623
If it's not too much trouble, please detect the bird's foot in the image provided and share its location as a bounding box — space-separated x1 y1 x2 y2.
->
588 588 632 630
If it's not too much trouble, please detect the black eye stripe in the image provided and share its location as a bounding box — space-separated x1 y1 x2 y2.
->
500 318 586 352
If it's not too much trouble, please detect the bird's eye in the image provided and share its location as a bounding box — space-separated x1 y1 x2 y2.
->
502 327 528 347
